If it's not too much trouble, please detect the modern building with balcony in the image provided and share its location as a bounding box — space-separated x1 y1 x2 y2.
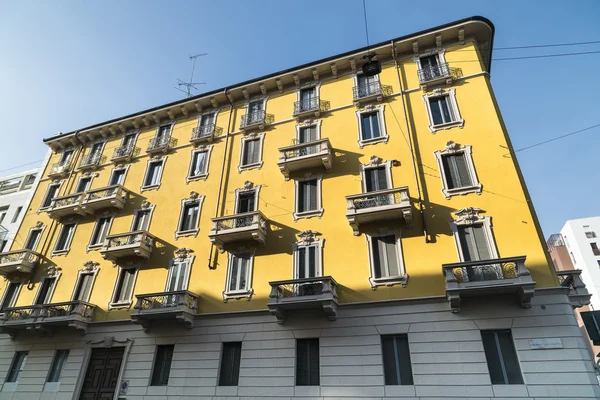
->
1 17 598 400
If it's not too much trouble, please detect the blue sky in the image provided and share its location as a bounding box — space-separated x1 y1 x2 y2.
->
0 0 599 236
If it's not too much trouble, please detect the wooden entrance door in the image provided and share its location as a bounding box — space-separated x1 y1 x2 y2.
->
79 347 124 400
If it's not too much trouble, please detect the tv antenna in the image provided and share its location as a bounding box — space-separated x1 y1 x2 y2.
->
176 53 207 98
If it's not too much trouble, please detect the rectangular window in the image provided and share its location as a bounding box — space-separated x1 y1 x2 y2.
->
299 87 316 112
1 282 20 310
178 202 199 232
11 207 22 224
75 177 92 193
47 350 69 383
150 345 174 386
457 224 492 262
35 277 56 305
59 149 74 164
364 166 389 192
591 243 600 256
296 245 318 279
54 223 76 252
42 184 60 208
109 169 126 186
242 139 261 166
89 142 103 161
228 253 250 292
0 207 7 224
132 210 150 231
297 179 318 213
429 96 455 125
166 260 189 293
0 240 6 253
247 100 264 123
296 339 319 386
144 160 164 187
586 231 597 238
298 126 318 144
24 228 42 251
23 173 36 190
441 153 472 189
357 74 378 96
200 113 215 129
121 132 137 149
90 217 112 246
218 342 242 386
189 150 208 177
112 268 136 304
236 191 256 214
6 352 28 383
371 235 400 279
156 125 171 141
381 334 413 385
360 112 381 140
72 273 94 302
481 330 523 384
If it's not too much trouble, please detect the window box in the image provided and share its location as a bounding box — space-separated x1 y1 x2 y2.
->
278 138 332 180
209 211 268 252
100 231 156 262
131 290 199 330
0 250 40 277
345 187 412 235
268 276 338 323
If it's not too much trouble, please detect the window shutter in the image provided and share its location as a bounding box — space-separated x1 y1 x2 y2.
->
35 278 54 305
455 153 472 187
308 246 317 278
442 155 459 189
372 237 384 278
308 339 320 385
151 345 174 386
238 256 248 290
361 114 372 140
375 168 388 191
440 97 453 122
458 226 477 262
229 257 239 291
297 247 306 279
79 274 93 301
251 139 260 164
298 182 306 212
120 269 135 302
1 283 19 310
47 350 69 383
481 330 523 384
219 342 242 386
472 224 491 260
365 169 375 192
384 236 399 277
296 339 319 386
381 336 398 384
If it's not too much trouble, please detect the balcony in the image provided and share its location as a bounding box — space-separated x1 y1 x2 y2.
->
46 193 85 220
352 81 392 105
0 250 40 277
78 153 103 170
293 97 328 119
209 211 268 251
240 111 274 131
111 144 136 163
131 290 199 330
278 139 333 180
442 256 535 312
557 270 592 308
100 231 155 262
190 124 222 144
47 160 72 179
80 185 128 214
345 187 412 235
417 63 453 89
146 135 175 154
268 276 338 323
0 301 95 338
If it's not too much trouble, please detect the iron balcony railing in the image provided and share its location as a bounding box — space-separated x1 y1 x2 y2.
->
104 230 155 250
111 144 135 161
293 97 328 116
212 211 267 231
269 276 338 300
147 135 176 153
79 153 103 169
191 124 223 142
417 63 451 83
352 81 383 101
442 256 529 284
48 160 72 177
279 138 331 162
240 111 274 129
1 301 95 321
346 187 410 211
133 290 199 312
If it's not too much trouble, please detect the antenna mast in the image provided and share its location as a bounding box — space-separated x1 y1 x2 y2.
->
176 53 208 98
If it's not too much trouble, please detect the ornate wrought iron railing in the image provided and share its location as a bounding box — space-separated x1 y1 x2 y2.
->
417 63 451 83
212 211 267 231
79 153 103 168
147 135 176 152
84 185 122 201
442 256 529 284
269 276 338 300
50 193 83 209
191 124 222 141
240 111 274 129
48 160 72 176
293 97 329 115
2 306 39 321
133 290 199 311
352 81 392 101
279 138 331 161
0 250 39 266
104 230 155 250
346 187 410 211
112 144 135 160
1 301 95 321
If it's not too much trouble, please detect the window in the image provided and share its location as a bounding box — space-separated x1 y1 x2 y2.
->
111 268 137 307
142 159 165 189
47 350 69 383
11 207 22 224
296 339 319 386
481 330 523 384
59 149 74 165
35 277 56 305
423 88 463 132
236 190 257 214
121 132 137 149
369 235 403 282
296 245 318 279
155 124 172 142
176 196 204 237
75 177 92 193
450 208 498 264
298 125 318 143
361 112 381 141
219 342 242 386
166 259 190 293
41 183 60 209
224 252 253 299
23 173 36 190
356 73 379 97
239 135 264 171
434 142 482 198
87 142 104 163
298 87 317 113
131 209 151 231
187 148 211 181
363 166 389 192
199 113 215 132
0 207 7 224
592 243 600 256
1 282 20 310
53 222 76 254
72 271 96 302
150 345 174 386
6 351 28 383
89 216 112 248
246 100 264 124
24 228 42 250
381 334 413 385
355 105 388 147
109 168 126 186
585 231 597 238
294 177 323 220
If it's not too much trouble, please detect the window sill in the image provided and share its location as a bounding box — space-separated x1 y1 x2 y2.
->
108 301 132 310
358 135 389 149
293 208 324 221
140 184 161 192
369 274 409 290
429 119 464 133
238 161 263 173
443 184 482 199
186 173 208 183
51 249 70 257
175 229 199 239
86 244 103 253
222 288 254 302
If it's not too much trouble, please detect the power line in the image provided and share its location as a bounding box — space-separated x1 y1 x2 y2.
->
448 49 600 63
454 39 600 52
514 123 600 153
0 160 44 174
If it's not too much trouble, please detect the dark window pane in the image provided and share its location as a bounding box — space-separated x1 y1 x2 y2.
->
429 98 443 125
1 283 20 310
481 330 523 384
151 345 174 386
381 335 413 385
47 350 69 382
296 339 319 386
6 352 28 383
219 342 242 386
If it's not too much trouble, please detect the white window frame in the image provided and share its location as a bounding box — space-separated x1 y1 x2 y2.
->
51 218 78 256
175 192 205 239
245 96 268 115
233 182 261 214
434 141 482 198
413 48 448 73
423 88 464 133
292 231 324 278
186 145 213 183
355 104 389 148
238 132 265 172
108 164 130 186
87 213 114 251
293 174 324 221
166 249 195 292
23 223 45 251
0 281 23 310
84 140 107 165
154 121 175 140
120 130 139 148
295 82 321 103
39 181 63 211
352 72 381 94
70 262 100 302
141 156 167 192
359 157 393 193
365 228 408 289
34 268 62 305
195 110 219 135
295 119 322 143
74 173 95 193
223 249 255 302
130 202 155 232
108 265 139 310
449 207 499 262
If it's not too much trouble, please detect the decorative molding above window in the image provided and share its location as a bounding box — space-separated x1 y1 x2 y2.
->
175 191 205 239
355 104 389 148
293 173 324 221
434 141 482 198
238 132 265 172
422 88 463 133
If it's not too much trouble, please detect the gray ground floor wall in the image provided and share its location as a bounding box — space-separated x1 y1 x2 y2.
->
0 289 598 400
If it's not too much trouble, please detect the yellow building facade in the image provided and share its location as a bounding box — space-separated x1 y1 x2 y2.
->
0 16 597 400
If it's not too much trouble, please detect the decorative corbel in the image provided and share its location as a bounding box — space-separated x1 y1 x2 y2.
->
131 120 140 129
167 109 176 120
412 41 419 54
241 88 249 100
330 63 337 78
142 117 151 127
276 79 283 92
82 261 99 272
194 102 202 113
210 97 218 108
259 83 267 95
180 106 189 117
152 114 160 125
293 74 300 86
349 58 356 72
174 247 194 260
99 129 108 138
435 34 442 48
312 69 319 81
458 28 465 44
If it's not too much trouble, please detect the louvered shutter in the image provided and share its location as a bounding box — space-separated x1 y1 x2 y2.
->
297 247 306 279
229 257 239 291
372 237 384 278
375 167 388 190
308 246 316 278
1 283 19 309
384 236 399 277
454 153 472 187
442 155 459 189
472 224 491 260
458 226 476 262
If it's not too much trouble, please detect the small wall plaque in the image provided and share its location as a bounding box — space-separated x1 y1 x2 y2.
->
529 338 563 349
119 380 129 395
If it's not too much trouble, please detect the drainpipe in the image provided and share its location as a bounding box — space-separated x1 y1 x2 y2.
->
208 88 234 269
391 41 429 243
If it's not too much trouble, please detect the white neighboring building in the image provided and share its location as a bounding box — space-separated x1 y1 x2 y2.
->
561 216 600 309
0 169 40 252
